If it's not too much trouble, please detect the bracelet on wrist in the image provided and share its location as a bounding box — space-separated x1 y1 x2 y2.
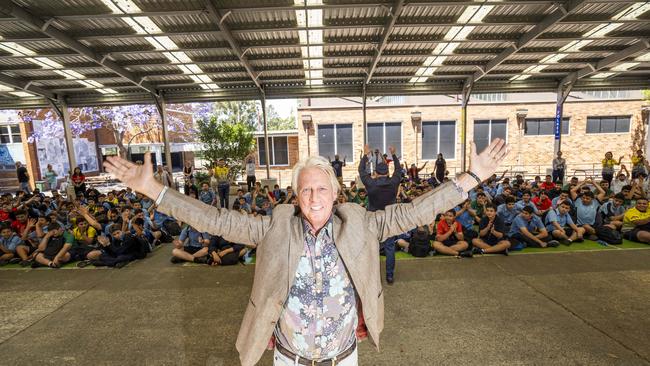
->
467 171 482 185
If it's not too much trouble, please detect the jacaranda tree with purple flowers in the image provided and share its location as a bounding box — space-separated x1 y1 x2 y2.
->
20 104 196 158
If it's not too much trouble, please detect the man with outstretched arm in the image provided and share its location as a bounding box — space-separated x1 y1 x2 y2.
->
104 139 508 366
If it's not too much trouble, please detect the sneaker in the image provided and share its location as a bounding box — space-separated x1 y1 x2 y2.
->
0 259 7 266
114 261 128 269
471 247 484 255
77 260 92 268
20 260 32 267
547 240 560 248
30 261 41 268
596 240 608 247
170 256 183 264
458 250 473 258
587 234 599 241
193 256 209 264
8 257 21 264
386 276 394 285
560 239 572 246
501 248 509 256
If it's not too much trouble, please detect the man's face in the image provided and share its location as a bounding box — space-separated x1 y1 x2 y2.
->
522 194 531 202
545 176 552 183
600 181 609 189
202 184 209 191
581 195 593 205
477 195 486 205
77 221 87 230
334 155 339 160
506 202 515 210
636 200 648 212
559 193 568 201
37 217 47 226
617 174 626 181
136 212 144 219
15 214 26 223
622 188 630 196
111 230 122 240
485 207 496 219
297 167 337 231
614 198 623 207
521 211 532 221
133 203 142 210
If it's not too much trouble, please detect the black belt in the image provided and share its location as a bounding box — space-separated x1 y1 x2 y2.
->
276 341 356 366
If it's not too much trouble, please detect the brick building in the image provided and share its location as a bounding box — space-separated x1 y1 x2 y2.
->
292 90 648 183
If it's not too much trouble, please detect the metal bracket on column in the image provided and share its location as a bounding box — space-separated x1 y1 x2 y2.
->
45 98 63 120
462 76 474 107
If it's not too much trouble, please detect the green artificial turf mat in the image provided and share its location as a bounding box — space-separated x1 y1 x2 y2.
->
617 240 650 249
0 260 99 270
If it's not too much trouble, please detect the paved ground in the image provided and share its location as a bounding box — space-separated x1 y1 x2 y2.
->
1 245 649 366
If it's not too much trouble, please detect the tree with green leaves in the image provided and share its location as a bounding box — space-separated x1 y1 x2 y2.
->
195 101 258 181
266 104 296 131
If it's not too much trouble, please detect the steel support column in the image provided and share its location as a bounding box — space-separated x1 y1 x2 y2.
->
554 82 574 155
47 99 76 174
460 79 473 172
261 95 271 179
153 96 172 170
362 85 367 145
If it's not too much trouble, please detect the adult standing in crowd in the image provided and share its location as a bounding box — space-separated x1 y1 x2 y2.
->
183 160 194 196
435 153 447 184
601 151 623 185
631 149 646 179
329 154 346 186
213 158 230 209
15 161 30 194
552 150 566 184
71 167 86 195
153 165 172 187
359 144 402 284
407 161 427 184
44 164 58 191
244 153 257 193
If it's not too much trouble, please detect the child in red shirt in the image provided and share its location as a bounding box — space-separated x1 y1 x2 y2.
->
432 209 471 257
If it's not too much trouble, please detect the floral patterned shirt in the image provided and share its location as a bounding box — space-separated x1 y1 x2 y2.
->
274 217 358 360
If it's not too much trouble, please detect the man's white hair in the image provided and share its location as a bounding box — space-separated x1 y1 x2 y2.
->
292 155 340 195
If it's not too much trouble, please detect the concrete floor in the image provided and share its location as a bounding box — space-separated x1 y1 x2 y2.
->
0 245 649 366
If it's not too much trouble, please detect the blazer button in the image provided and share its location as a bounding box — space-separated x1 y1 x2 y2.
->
270 320 276 325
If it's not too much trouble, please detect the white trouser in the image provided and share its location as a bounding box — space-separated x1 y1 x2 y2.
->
273 347 358 366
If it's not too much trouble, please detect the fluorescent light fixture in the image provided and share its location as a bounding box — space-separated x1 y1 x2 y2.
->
296 10 306 27
96 88 110 94
54 69 86 79
444 26 474 41
590 72 616 79
0 42 36 56
457 5 481 23
199 83 210 90
308 46 322 57
197 74 212 83
9 91 34 97
559 40 593 52
303 59 323 69
99 0 142 14
583 23 622 38
431 56 447 66
0 85 14 92
186 64 203 74
307 9 323 27
205 83 219 90
171 52 192 63
415 67 436 77
189 75 203 83
309 70 322 79
635 52 650 61
86 80 104 88
613 2 650 20
154 36 177 50
432 43 448 55
32 57 64 69
308 79 323 85
298 30 307 44
132 17 162 34
308 29 323 43
409 77 419 83
294 0 323 5
540 53 567 64
610 62 639 71
177 65 192 74
103 88 118 93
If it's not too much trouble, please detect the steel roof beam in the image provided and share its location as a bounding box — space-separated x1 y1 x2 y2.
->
0 0 158 96
470 0 589 84
0 72 56 99
202 0 263 94
561 38 650 86
366 0 405 85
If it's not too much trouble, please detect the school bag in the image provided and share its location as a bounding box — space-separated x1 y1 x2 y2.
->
409 226 431 257
596 226 623 245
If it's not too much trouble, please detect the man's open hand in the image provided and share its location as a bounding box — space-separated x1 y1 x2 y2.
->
104 151 162 200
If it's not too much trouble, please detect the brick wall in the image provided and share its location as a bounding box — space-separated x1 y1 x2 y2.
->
298 99 645 182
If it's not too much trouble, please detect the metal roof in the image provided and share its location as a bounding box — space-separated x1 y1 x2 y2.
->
0 0 647 108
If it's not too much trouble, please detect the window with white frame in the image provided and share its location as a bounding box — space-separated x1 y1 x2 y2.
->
257 136 289 166
473 119 507 153
367 122 401 155
586 116 630 134
0 124 21 144
317 124 353 161
524 118 570 136
422 121 456 159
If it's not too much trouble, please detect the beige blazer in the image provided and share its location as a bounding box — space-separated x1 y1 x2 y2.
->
158 182 466 365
